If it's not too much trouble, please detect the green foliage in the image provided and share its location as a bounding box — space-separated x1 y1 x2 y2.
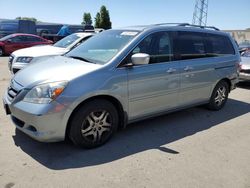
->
16 17 37 22
95 5 112 29
95 12 101 28
82 13 92 25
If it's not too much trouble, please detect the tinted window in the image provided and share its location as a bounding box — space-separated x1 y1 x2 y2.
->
132 32 172 64
10 36 24 42
26 36 43 42
0 24 18 31
175 32 206 60
206 34 235 56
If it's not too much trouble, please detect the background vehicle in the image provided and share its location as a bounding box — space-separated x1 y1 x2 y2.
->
3 24 240 148
239 40 250 54
0 33 52 56
9 32 95 74
239 50 250 81
0 19 36 38
41 25 95 43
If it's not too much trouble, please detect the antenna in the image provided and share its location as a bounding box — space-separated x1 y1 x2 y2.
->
192 0 209 26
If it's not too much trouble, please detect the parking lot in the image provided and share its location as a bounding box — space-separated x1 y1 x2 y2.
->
0 56 250 188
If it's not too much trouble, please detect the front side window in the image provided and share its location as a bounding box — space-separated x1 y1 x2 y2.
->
66 30 139 64
131 32 173 64
10 36 24 43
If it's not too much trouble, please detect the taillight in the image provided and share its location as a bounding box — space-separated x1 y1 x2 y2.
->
238 63 242 71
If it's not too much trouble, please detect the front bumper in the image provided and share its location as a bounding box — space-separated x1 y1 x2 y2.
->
3 91 69 142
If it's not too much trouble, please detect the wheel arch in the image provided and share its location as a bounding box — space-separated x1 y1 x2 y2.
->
218 78 232 92
65 95 127 139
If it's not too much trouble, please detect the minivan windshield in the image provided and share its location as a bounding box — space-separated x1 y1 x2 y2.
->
65 30 139 64
53 33 81 48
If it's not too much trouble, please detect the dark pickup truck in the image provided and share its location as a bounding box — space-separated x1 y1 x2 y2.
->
40 24 95 43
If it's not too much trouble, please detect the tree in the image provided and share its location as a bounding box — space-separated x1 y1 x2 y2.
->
82 13 92 25
94 12 101 28
95 5 112 29
16 17 37 22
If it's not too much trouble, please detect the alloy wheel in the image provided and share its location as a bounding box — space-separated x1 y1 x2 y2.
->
214 86 226 106
81 110 112 143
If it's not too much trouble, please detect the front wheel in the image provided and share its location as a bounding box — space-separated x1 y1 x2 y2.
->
207 80 229 111
69 99 119 148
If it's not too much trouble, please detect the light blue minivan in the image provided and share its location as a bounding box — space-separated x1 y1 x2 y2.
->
3 23 240 148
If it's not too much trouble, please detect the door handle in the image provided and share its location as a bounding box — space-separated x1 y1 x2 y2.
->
184 66 193 72
166 68 177 74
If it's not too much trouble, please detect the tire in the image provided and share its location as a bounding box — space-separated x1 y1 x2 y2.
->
207 80 229 111
69 99 119 148
0 47 3 56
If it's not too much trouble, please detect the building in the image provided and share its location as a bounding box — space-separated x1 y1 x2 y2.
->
223 29 250 43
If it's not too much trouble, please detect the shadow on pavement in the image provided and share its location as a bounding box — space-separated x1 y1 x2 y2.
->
12 98 250 170
237 82 250 89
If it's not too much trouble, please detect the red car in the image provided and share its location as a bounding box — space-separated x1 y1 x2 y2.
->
0 33 53 56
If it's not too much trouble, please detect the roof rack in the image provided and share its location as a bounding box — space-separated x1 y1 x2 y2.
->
178 23 220 31
154 23 220 31
153 23 189 26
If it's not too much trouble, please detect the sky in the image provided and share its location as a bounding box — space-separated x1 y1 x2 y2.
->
0 0 249 30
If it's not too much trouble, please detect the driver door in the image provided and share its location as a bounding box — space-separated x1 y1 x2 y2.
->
127 32 180 120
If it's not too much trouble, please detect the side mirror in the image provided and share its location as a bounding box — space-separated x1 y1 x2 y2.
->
131 53 150 65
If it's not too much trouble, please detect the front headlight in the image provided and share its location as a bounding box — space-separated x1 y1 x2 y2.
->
23 81 68 104
16 57 33 63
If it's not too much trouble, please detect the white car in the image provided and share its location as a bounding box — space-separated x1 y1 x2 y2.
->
9 32 95 74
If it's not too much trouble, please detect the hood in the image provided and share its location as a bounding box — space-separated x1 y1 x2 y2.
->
14 56 102 87
12 45 68 57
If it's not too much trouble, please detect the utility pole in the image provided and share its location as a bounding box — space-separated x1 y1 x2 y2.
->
192 0 209 26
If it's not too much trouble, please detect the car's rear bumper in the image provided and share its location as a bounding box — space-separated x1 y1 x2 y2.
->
239 72 250 81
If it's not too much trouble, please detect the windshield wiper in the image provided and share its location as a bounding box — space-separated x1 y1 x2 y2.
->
67 56 96 64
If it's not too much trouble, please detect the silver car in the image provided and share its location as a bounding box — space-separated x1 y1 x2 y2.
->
9 32 94 74
3 23 240 148
239 50 250 81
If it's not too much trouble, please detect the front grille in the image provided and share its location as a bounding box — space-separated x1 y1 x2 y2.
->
7 86 19 101
240 69 250 74
7 79 23 102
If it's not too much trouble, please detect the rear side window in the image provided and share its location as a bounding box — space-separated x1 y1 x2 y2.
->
175 32 206 60
206 34 235 56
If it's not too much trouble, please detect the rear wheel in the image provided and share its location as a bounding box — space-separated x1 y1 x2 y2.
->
207 80 229 111
69 99 119 148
